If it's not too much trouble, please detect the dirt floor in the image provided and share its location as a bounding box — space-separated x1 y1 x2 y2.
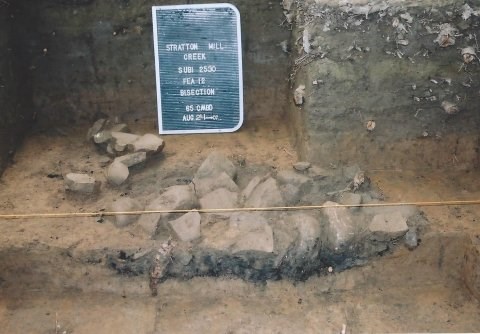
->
0 119 479 333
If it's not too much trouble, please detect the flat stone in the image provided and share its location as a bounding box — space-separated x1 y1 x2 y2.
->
132 133 165 155
169 211 201 242
64 173 99 193
293 161 311 171
322 201 356 249
106 161 129 186
199 188 238 218
368 212 409 241
192 171 238 197
245 177 284 208
115 152 147 168
108 197 143 228
111 131 140 152
195 151 237 180
137 185 198 236
86 118 107 141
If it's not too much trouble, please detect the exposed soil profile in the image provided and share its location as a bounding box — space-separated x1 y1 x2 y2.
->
0 0 480 333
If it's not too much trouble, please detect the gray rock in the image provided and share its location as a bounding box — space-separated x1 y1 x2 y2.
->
280 184 301 205
86 118 107 141
138 185 198 236
201 213 274 253
65 173 100 193
293 161 311 171
322 201 356 249
245 177 284 208
290 213 321 254
115 152 147 168
169 211 201 242
368 212 409 241
338 192 362 207
240 175 265 203
307 165 330 180
199 188 238 218
277 170 312 189
93 130 112 144
229 213 274 253
111 131 140 152
132 133 165 155
106 161 129 186
195 151 237 180
405 228 418 250
192 171 239 197
108 197 143 228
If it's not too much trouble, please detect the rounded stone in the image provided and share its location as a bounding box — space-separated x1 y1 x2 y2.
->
106 160 129 186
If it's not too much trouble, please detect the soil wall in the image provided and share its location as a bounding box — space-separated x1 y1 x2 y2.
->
0 4 34 174
21 0 290 126
290 0 480 170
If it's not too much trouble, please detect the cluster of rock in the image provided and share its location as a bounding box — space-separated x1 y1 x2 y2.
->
108 152 426 282
64 119 165 193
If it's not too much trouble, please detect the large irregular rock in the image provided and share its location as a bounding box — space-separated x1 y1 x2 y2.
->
194 151 237 180
245 177 284 208
193 171 239 197
291 213 321 254
106 160 129 186
137 185 198 236
322 201 356 249
64 173 100 193
338 192 362 208
229 213 274 254
276 170 313 205
368 212 409 241
199 188 238 218
201 213 274 254
169 212 201 242
240 175 265 203
132 133 165 155
108 197 143 228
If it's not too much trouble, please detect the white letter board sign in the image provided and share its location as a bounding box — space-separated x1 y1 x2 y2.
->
152 3 244 134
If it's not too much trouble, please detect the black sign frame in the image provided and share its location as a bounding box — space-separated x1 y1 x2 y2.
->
152 3 244 134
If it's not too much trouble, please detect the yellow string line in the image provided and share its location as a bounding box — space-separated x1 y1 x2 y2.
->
0 199 480 220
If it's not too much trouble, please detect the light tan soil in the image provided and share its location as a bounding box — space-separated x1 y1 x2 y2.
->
0 120 479 333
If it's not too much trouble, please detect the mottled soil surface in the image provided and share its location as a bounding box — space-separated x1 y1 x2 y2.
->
0 119 479 333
